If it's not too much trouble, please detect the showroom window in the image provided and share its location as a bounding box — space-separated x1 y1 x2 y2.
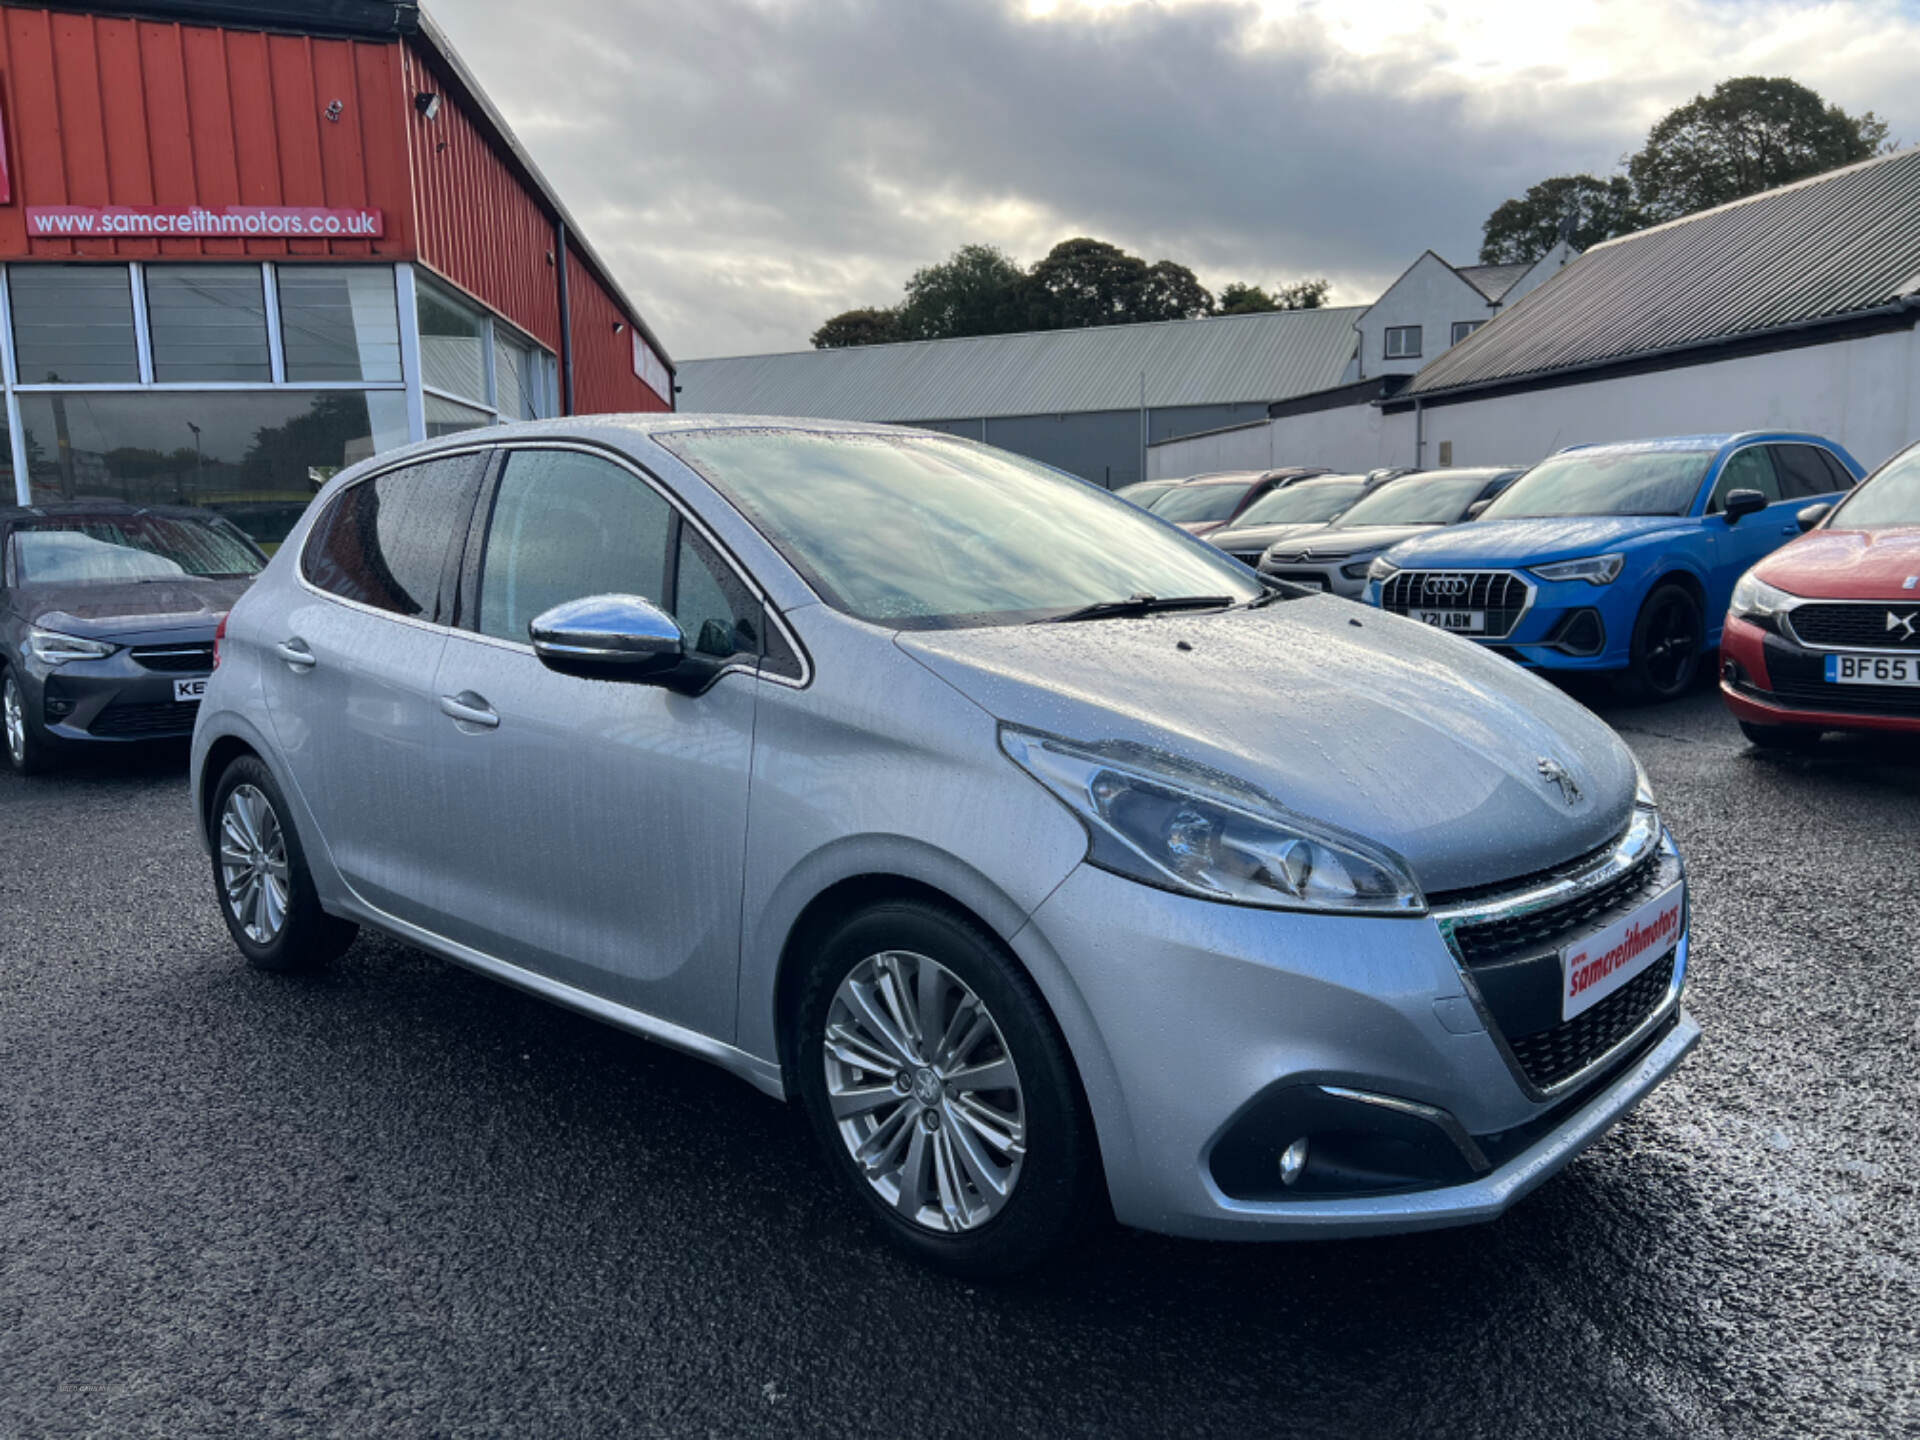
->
1 261 557 536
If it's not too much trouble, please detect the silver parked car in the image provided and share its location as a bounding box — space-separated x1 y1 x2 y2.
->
190 416 1699 1275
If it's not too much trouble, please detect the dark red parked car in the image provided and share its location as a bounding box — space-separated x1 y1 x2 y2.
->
1721 440 1920 745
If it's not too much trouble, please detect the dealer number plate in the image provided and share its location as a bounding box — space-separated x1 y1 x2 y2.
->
173 677 208 703
1561 881 1684 1022
1414 609 1486 634
1826 653 1920 686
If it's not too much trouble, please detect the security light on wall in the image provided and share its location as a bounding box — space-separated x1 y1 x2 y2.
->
415 92 442 120
613 321 626 334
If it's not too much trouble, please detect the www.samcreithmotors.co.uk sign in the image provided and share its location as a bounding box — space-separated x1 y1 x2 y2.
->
27 205 385 239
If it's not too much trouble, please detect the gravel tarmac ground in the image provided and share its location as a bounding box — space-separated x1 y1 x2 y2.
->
1 682 1915 1439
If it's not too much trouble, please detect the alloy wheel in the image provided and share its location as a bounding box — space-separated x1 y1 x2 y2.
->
2 674 23 765
823 950 1027 1233
1642 593 1698 694
219 784 291 946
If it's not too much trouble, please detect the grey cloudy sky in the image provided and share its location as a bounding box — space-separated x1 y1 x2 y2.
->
428 0 1919 361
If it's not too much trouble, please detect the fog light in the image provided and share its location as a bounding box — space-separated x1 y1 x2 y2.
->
1279 1137 1310 1186
44 697 75 719
1722 659 1740 684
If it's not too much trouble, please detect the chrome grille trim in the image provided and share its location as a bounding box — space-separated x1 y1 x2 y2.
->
1378 568 1534 640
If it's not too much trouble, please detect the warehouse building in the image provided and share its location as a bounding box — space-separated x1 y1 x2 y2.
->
0 0 672 539
677 305 1364 490
1150 146 1920 480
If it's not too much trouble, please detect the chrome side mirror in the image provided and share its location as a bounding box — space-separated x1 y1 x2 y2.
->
1795 502 1833 533
530 594 684 681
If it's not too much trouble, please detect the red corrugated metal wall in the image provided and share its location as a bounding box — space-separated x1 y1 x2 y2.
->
566 247 669 413
0 5 411 258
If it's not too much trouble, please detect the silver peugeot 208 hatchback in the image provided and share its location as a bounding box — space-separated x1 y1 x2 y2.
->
190 415 1698 1275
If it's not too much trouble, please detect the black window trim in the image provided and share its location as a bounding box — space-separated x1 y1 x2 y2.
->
445 437 812 689
1768 441 1855 501
1702 441 1785 515
1385 324 1423 359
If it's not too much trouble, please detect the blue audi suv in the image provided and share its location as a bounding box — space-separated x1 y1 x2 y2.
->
1365 434 1864 699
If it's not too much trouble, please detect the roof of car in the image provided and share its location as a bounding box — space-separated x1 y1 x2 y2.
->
1555 431 1829 456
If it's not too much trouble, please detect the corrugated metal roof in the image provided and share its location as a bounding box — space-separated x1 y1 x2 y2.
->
677 306 1364 421
1409 145 1920 398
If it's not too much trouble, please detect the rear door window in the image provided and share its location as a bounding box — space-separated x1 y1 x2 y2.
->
303 452 485 620
1768 444 1853 498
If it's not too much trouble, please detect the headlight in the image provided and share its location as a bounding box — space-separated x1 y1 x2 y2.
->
1632 753 1657 813
1341 556 1378 580
1729 570 1798 632
1530 553 1624 585
1367 555 1400 583
1001 728 1424 915
27 626 116 666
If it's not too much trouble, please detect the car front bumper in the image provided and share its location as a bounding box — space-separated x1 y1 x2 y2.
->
1365 571 1630 671
1719 613 1920 733
15 630 214 744
1016 836 1695 1240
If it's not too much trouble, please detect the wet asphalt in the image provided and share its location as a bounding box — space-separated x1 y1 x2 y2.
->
1 682 1915 1439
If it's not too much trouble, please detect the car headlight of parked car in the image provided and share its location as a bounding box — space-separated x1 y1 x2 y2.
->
1728 569 1800 633
1366 556 1400 583
1001 727 1424 915
1529 553 1625 585
27 626 117 666
1632 753 1658 814
1340 555 1379 580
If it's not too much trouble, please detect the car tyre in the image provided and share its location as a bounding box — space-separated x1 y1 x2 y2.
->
1 665 52 777
794 899 1101 1278
210 754 358 972
1739 720 1822 751
1619 583 1704 701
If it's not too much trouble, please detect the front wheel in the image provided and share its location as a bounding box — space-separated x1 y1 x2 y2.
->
210 755 358 972
794 900 1101 1277
1620 583 1704 701
2 666 52 776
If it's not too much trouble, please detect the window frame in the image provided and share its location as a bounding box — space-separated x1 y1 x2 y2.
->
446 439 811 688
1 261 560 508
1384 324 1422 359
1703 443 1784 514
1449 320 1485 346
1769 442 1855 500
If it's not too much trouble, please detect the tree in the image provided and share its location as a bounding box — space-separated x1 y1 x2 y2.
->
811 307 902 349
1629 76 1888 222
1136 259 1214 322
897 244 1027 340
1479 174 1636 264
1217 278 1330 314
1023 238 1154 329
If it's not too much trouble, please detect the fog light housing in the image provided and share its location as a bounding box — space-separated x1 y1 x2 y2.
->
1279 1137 1310 1186
1722 658 1742 685
44 696 75 720
1548 608 1606 657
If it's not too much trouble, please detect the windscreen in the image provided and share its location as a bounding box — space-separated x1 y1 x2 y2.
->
12 515 264 586
1333 471 1502 528
662 429 1262 628
1232 479 1365 527
1481 449 1712 518
1148 480 1254 524
1828 446 1920 528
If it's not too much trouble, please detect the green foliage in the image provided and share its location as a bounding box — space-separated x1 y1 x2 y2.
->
1216 278 1330 313
897 245 1028 339
1481 76 1891 262
810 307 903 349
1479 175 1635 265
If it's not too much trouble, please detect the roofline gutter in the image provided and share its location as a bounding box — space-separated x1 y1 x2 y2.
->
1390 297 1920 411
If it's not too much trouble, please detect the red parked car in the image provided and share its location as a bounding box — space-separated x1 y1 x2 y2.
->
1721 440 1920 746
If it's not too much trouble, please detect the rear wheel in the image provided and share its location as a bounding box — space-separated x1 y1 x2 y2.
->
1620 583 1703 701
210 755 358 972
794 900 1100 1277
2 666 51 777
1739 720 1822 751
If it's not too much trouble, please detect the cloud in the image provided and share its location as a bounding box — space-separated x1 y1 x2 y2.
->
427 0 1919 359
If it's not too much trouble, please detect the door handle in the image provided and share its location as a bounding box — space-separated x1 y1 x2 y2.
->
275 638 316 670
438 691 500 729
1781 524 1798 535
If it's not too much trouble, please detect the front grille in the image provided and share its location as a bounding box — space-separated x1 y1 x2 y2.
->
1261 569 1330 588
1449 847 1665 966
1507 955 1676 1090
1225 549 1267 566
89 701 198 737
1761 641 1920 715
1380 570 1529 638
130 643 214 673
1787 602 1920 650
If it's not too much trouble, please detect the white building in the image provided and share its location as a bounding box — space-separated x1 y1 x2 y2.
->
1150 147 1920 480
1351 244 1578 379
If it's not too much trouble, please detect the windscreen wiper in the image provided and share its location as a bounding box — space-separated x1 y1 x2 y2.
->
1040 593 1237 624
